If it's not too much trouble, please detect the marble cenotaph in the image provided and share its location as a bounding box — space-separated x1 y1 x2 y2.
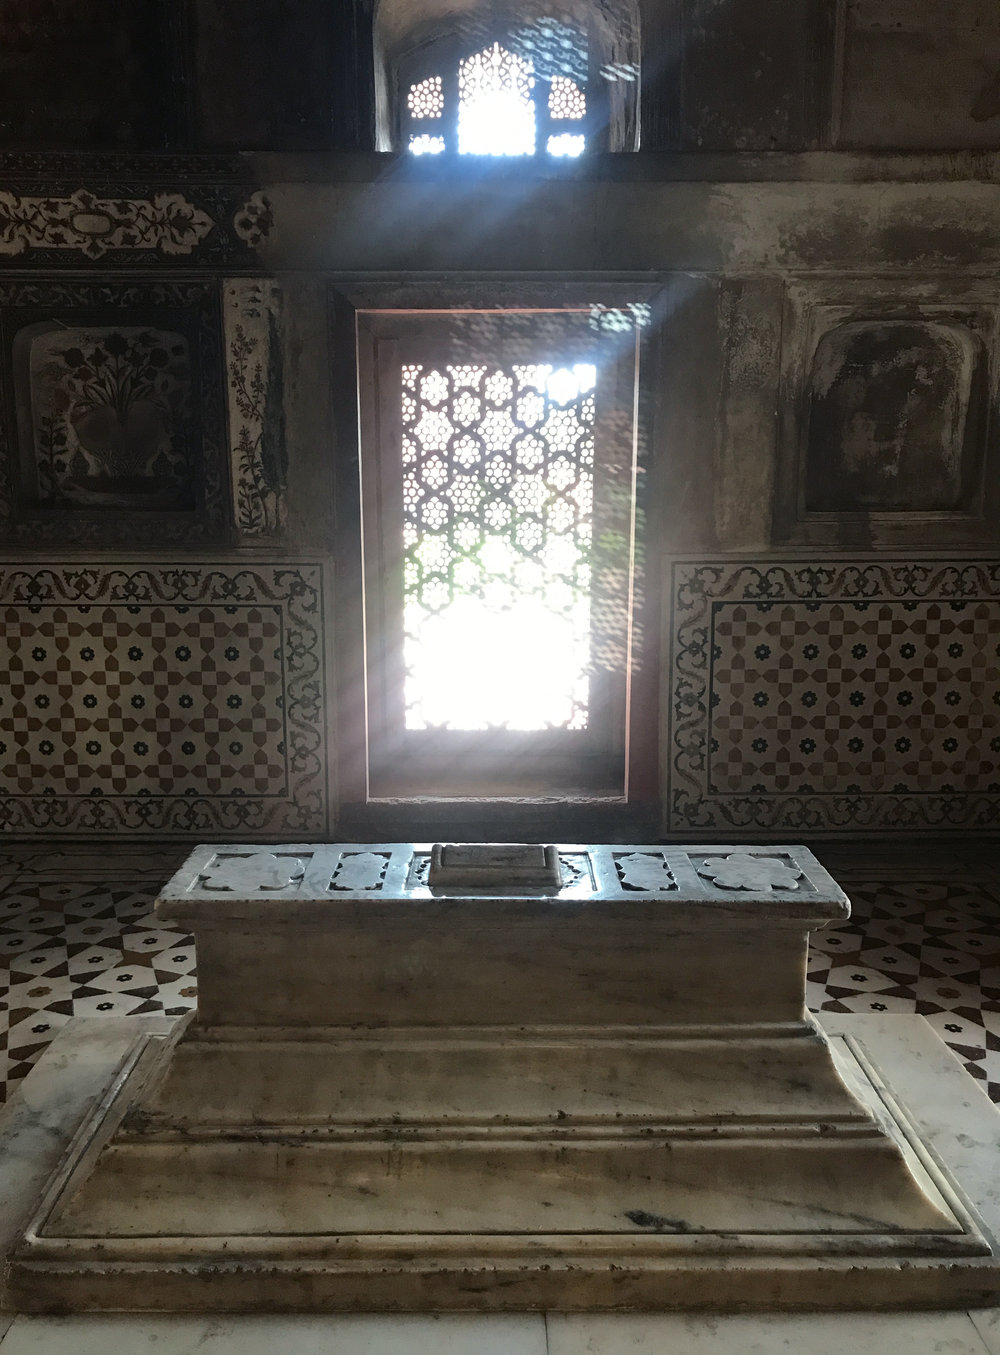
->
7 843 1000 1311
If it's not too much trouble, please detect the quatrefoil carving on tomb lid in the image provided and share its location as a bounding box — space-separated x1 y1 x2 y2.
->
200 852 306 893
613 851 677 892
697 853 804 892
328 851 392 891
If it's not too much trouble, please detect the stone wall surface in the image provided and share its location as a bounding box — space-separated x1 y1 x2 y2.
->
0 3 996 838
2 1 999 153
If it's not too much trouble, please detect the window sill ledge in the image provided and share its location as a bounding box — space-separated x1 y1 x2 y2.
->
337 797 660 844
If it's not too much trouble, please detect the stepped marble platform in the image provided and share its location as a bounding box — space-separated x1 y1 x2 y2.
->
6 842 1000 1312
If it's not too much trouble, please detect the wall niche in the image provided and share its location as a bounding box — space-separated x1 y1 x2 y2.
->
0 278 229 547
775 280 1000 549
804 320 985 514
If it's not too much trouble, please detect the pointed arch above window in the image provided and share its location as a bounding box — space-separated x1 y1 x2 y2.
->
374 0 640 155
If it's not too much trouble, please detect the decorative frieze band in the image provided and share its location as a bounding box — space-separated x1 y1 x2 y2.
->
0 179 270 266
0 189 213 260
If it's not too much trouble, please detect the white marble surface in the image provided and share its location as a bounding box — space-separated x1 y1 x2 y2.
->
0 1017 173 1272
0 1315 546 1355
820 1014 1000 1235
3 1013 1000 1349
972 1309 1000 1355
13 868 991 1314
546 1312 995 1354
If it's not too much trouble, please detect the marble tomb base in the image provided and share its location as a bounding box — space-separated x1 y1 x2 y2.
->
5 843 1000 1312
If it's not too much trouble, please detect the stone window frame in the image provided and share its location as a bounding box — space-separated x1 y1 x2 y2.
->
329 278 663 841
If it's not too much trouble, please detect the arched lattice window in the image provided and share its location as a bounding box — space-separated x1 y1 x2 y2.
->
406 28 589 157
374 1 639 154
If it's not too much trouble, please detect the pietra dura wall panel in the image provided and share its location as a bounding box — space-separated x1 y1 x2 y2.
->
666 559 1000 836
0 278 229 547
0 563 330 838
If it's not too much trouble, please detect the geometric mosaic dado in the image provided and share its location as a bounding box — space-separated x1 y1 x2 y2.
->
712 601 998 793
669 560 1000 834
0 563 328 837
3 606 284 796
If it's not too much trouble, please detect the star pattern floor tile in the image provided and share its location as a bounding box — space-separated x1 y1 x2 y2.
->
0 855 196 1100
0 849 998 1105
806 877 1000 1101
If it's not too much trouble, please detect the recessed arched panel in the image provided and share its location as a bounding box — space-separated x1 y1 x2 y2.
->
374 0 640 152
804 320 986 514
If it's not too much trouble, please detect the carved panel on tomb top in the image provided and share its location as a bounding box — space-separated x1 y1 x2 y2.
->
160 843 840 911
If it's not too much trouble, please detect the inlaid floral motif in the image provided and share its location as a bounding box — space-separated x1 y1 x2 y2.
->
232 192 273 249
225 281 285 536
0 189 213 260
0 278 228 546
27 326 193 511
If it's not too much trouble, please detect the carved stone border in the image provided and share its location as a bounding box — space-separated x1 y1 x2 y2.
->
667 558 1000 835
224 280 285 539
0 562 328 838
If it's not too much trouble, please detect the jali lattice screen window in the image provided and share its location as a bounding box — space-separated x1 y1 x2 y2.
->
404 23 591 157
356 306 651 799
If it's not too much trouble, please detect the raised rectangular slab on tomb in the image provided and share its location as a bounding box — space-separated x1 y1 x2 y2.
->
8 843 1000 1313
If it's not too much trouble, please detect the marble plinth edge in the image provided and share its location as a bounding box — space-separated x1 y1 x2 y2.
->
1 1021 999 1313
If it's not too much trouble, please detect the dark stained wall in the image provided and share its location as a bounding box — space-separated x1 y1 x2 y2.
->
0 1 185 149
1 1 998 154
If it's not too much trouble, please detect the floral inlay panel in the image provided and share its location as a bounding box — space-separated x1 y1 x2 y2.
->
0 277 228 546
0 166 266 268
0 564 328 837
224 280 285 538
668 560 1000 834
0 189 213 261
22 325 194 512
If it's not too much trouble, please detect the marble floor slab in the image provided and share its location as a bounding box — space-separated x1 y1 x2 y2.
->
2 846 998 1104
973 1309 1000 1355
0 1315 548 1355
545 1312 996 1354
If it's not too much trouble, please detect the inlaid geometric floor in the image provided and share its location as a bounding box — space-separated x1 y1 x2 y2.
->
805 876 1000 1101
1 843 999 1105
